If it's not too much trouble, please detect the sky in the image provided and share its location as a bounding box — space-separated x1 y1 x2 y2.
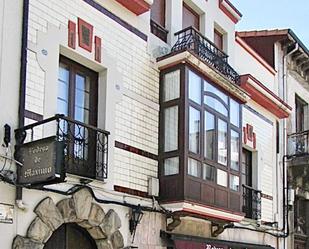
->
233 0 309 48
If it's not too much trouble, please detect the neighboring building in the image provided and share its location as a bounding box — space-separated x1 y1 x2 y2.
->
0 1 306 249
237 29 309 249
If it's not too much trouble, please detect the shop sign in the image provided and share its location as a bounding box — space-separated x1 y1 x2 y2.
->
16 136 65 186
175 240 228 249
0 203 14 224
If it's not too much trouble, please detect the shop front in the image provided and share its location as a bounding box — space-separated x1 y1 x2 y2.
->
161 231 275 249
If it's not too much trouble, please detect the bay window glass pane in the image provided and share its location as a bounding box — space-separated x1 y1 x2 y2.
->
217 169 227 187
204 81 228 104
231 130 240 171
188 158 201 177
163 70 180 102
57 64 69 115
205 111 215 160
204 96 228 116
203 164 215 181
189 107 200 153
230 175 240 191
218 119 228 166
164 157 179 175
230 99 240 127
189 70 201 104
164 106 178 151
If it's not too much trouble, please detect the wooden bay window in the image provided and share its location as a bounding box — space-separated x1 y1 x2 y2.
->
159 64 242 213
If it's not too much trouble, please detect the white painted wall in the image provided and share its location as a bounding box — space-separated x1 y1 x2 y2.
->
235 41 276 92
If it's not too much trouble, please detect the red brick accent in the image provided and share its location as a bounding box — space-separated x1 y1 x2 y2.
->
94 36 101 63
78 18 93 52
114 185 149 198
68 20 76 49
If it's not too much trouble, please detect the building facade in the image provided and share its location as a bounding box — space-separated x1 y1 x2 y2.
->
0 0 307 249
238 29 309 249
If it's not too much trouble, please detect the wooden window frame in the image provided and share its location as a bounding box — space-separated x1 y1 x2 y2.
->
214 29 224 51
59 56 98 127
150 0 168 42
295 94 307 133
182 2 200 30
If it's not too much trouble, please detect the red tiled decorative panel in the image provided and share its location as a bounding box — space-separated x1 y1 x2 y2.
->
115 0 150 15
94 36 101 63
68 20 76 49
78 18 93 52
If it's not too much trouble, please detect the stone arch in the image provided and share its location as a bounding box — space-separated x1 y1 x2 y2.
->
12 188 124 249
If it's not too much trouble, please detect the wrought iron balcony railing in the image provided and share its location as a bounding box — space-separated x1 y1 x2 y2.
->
287 130 309 158
242 184 262 220
171 26 240 85
15 114 109 181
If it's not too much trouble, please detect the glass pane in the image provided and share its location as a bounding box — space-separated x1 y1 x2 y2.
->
230 175 240 191
217 169 227 187
218 119 228 166
75 107 89 124
230 99 240 127
189 70 201 104
204 96 228 116
189 107 200 154
203 164 215 181
58 80 68 100
164 157 179 175
57 99 68 116
57 65 69 115
231 130 240 171
164 106 178 152
74 74 90 124
188 158 201 177
204 81 228 104
163 70 180 102
205 111 215 160
58 64 69 82
76 74 90 92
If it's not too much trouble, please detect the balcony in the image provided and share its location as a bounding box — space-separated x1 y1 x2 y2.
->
242 185 262 220
288 130 309 158
287 130 309 191
15 114 109 183
170 27 240 85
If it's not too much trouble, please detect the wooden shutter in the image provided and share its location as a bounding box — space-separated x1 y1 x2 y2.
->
182 3 199 30
214 29 223 50
150 0 165 27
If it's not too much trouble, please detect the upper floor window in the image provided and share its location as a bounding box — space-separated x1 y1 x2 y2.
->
182 2 199 30
57 56 98 126
150 0 168 42
295 95 307 132
214 29 223 51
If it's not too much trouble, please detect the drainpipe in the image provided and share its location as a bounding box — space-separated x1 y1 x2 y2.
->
16 0 29 210
282 43 298 249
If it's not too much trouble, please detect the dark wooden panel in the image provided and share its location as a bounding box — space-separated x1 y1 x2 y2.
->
186 179 201 201
230 192 241 212
160 177 183 201
201 183 214 205
215 189 228 208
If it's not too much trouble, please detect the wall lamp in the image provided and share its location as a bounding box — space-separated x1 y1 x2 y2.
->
129 204 144 242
